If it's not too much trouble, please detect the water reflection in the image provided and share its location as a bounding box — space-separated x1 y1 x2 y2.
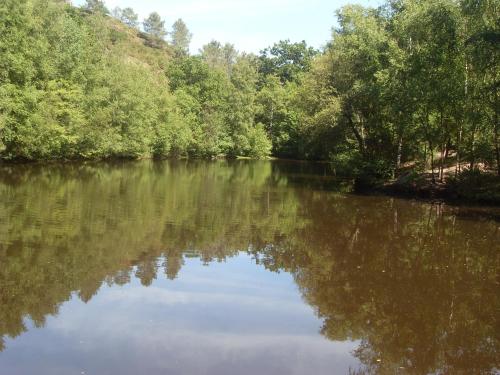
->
0 160 498 374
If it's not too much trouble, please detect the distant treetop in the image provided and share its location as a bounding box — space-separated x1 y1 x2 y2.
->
143 12 167 40
259 40 318 84
84 0 108 15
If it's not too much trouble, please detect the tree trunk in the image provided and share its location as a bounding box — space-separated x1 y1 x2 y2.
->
495 125 499 176
460 57 467 175
438 110 449 182
397 134 403 168
394 132 403 178
423 142 427 171
348 114 365 156
470 123 476 170
456 123 462 176
439 145 445 182
270 102 274 131
430 140 435 184
422 112 435 183
495 92 499 176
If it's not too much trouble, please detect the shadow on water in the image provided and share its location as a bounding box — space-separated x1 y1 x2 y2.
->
0 160 498 374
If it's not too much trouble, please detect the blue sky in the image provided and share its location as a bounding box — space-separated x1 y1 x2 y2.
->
72 0 382 53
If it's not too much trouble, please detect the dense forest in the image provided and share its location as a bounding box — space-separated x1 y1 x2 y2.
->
0 0 498 184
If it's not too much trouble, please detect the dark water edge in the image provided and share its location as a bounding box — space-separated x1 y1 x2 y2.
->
353 183 499 208
375 179 500 207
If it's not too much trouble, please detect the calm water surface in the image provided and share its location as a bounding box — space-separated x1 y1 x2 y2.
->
0 160 498 375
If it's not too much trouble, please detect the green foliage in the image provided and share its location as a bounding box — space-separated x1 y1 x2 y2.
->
170 18 192 56
259 40 318 84
200 41 238 77
0 0 273 161
0 0 498 173
247 123 272 158
255 76 299 157
84 0 108 15
143 12 166 40
447 169 500 203
285 0 499 181
115 7 139 28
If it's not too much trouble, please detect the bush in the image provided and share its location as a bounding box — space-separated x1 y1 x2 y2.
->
246 123 272 159
447 169 500 204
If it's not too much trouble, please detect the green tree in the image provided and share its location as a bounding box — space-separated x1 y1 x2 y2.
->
312 5 394 177
120 7 139 28
255 75 298 157
170 18 192 55
394 0 465 181
1 0 499 174
84 0 108 15
143 12 166 40
247 123 272 158
111 7 122 19
460 0 500 175
200 41 238 77
259 40 317 84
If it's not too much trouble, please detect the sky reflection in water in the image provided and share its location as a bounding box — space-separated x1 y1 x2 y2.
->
0 160 498 374
2 255 359 375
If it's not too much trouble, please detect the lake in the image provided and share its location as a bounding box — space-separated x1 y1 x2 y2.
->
0 160 498 375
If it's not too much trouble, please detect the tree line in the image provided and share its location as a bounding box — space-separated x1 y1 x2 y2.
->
0 0 498 181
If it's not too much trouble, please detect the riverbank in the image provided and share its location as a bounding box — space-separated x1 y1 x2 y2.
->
372 169 500 206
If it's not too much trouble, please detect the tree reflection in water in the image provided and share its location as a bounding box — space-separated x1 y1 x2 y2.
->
0 160 498 373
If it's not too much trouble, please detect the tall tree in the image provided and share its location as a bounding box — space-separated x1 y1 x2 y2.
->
395 0 465 181
259 40 317 84
120 7 139 28
200 41 238 77
460 0 500 174
111 7 122 19
143 12 166 40
84 0 108 15
170 18 192 55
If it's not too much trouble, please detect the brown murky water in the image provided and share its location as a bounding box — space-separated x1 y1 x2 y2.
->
0 160 498 375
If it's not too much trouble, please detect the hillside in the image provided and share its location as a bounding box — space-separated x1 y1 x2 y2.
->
0 0 272 160
105 15 174 74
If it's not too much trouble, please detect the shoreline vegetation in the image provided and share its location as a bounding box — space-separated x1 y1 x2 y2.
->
379 171 500 206
2 156 499 206
0 0 499 203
